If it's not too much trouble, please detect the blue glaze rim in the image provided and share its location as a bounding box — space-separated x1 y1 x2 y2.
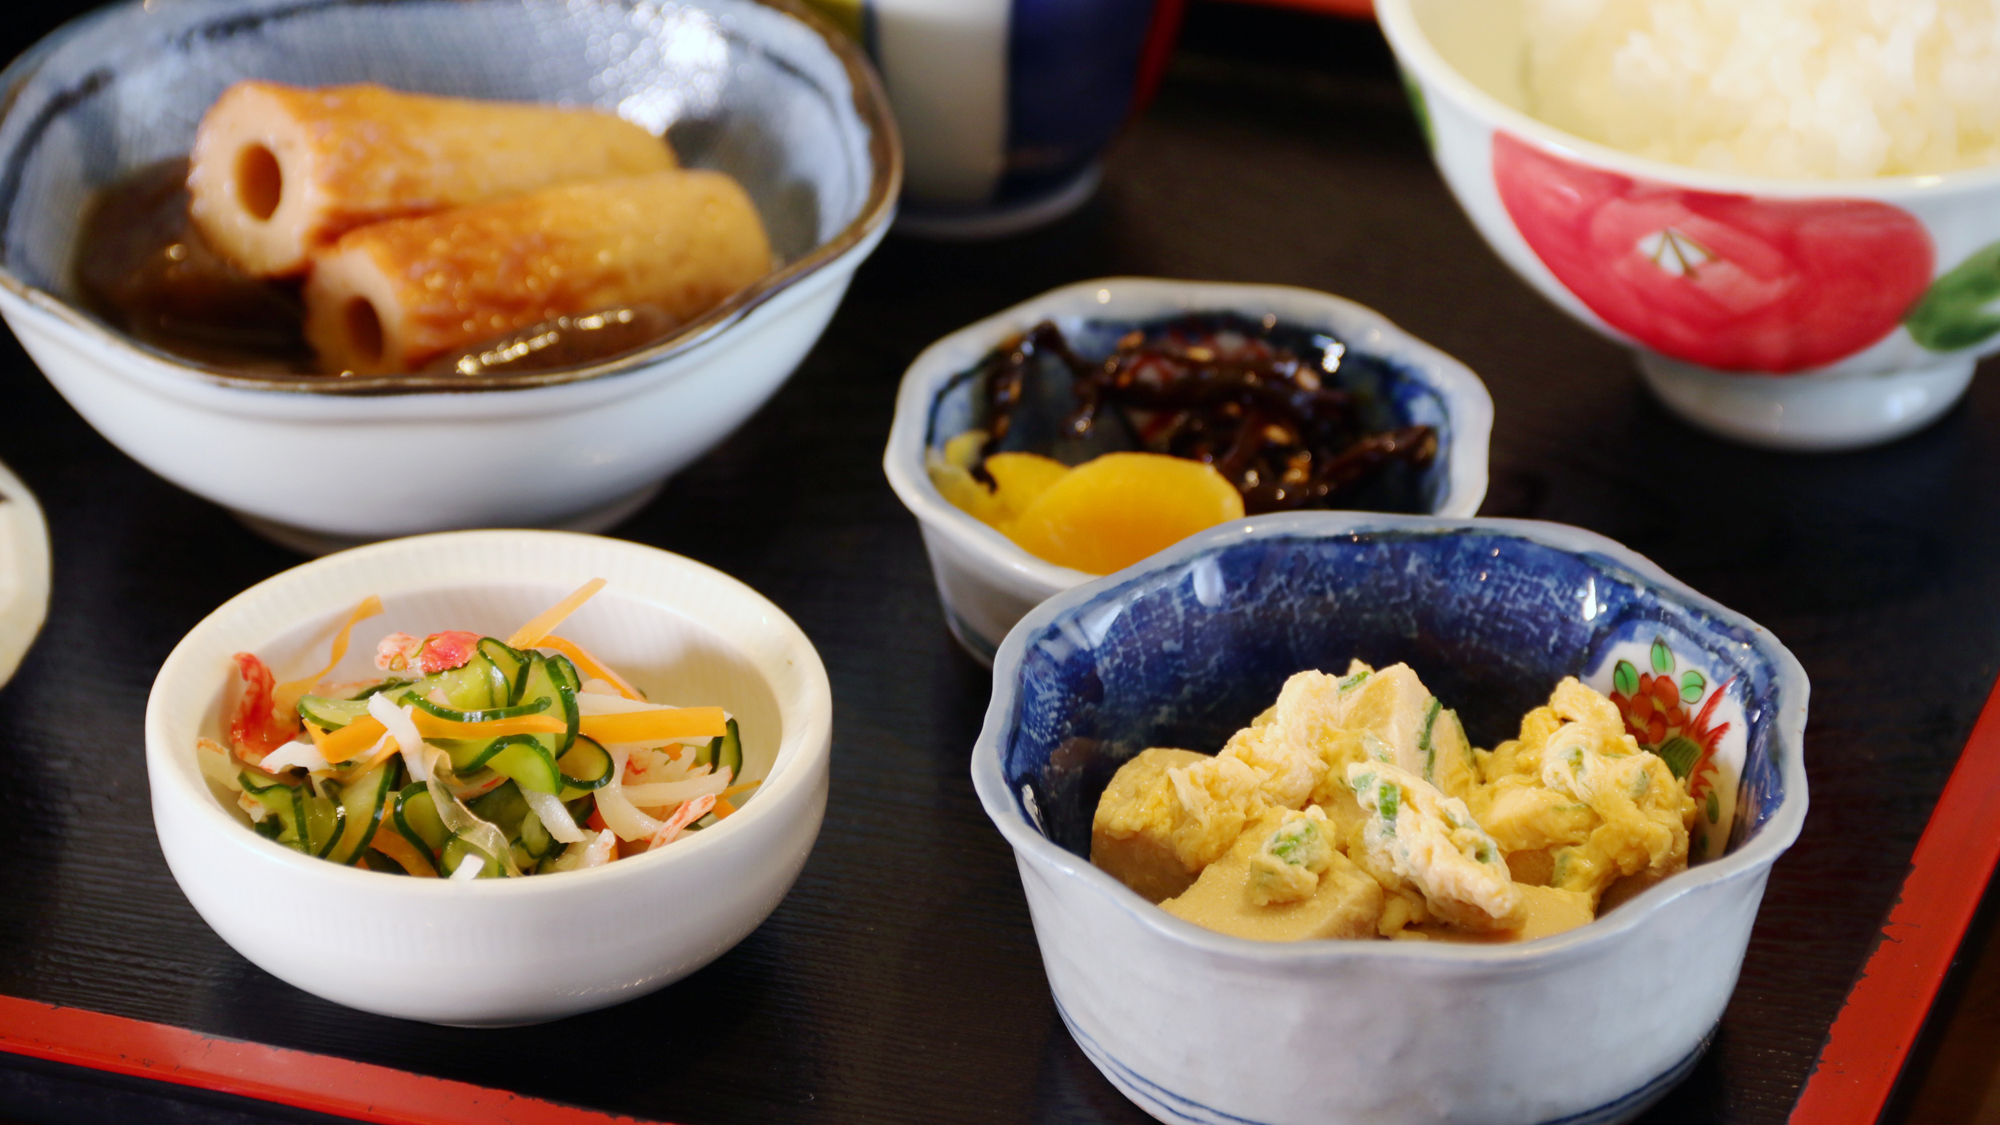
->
969 511 1810 967
884 278 1495 601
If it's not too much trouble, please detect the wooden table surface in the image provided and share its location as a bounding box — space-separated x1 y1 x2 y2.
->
1 3 1997 1123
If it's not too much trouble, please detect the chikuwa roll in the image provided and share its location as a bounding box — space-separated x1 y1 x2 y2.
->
303 170 773 375
187 81 676 278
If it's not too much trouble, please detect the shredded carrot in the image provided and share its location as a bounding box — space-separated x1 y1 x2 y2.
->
711 797 737 820
316 711 567 763
416 713 566 740
368 828 438 878
316 718 385 763
332 735 399 782
719 779 762 798
507 579 606 649
541 635 643 700
274 596 383 715
579 707 727 744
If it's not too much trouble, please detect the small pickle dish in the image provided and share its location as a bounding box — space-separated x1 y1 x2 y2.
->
972 513 1807 1125
0 0 897 550
146 530 832 1025
885 279 1493 665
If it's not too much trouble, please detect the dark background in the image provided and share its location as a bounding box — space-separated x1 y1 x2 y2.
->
1 2 1998 1122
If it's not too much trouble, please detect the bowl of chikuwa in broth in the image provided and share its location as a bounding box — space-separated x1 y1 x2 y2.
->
79 81 772 377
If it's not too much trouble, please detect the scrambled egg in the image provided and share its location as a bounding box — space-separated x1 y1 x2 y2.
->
1349 761 1522 932
1472 677 1696 905
1089 664 1699 943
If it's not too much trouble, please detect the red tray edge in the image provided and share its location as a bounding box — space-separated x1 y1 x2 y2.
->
0 995 666 1125
1789 670 2000 1123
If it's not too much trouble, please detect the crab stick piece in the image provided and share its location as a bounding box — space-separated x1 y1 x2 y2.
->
302 170 771 375
187 81 675 277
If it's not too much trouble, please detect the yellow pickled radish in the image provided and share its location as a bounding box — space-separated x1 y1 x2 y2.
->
930 458 1005 525
983 452 1071 523
929 441 1072 529
1006 452 1245 575
941 430 987 469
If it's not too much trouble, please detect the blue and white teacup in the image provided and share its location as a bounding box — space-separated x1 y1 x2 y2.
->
808 0 1184 238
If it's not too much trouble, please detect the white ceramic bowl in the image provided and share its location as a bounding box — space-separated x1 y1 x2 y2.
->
0 0 899 550
883 278 1493 665
973 513 1809 1125
1378 0 2000 451
145 530 832 1025
0 458 50 689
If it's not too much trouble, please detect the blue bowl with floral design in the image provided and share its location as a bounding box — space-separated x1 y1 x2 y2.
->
971 512 1808 1125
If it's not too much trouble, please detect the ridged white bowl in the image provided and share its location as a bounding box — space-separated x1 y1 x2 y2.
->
974 513 1809 1125
0 458 50 689
146 530 832 1025
884 278 1493 665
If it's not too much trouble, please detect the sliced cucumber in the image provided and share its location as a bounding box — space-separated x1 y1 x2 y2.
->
428 660 494 711
487 737 562 796
440 832 503 879
241 773 307 850
548 653 582 695
708 718 743 784
352 678 414 701
297 695 371 731
517 658 579 750
394 783 447 855
303 795 343 859
395 692 552 725
517 801 556 859
325 760 397 865
477 638 531 705
468 780 531 839
556 736 614 792
437 736 504 773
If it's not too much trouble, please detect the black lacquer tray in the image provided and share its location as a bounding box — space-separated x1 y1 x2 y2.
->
1 5 1996 1123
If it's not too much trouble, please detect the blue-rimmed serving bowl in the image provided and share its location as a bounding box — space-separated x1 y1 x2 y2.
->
971 512 1808 1125
884 278 1493 665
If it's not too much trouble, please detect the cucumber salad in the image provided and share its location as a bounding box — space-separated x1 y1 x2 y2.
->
197 579 753 878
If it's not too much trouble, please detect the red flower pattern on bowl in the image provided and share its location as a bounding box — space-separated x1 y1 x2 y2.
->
1493 132 1936 373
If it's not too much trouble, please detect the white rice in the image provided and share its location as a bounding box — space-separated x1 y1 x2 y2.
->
1523 0 2000 178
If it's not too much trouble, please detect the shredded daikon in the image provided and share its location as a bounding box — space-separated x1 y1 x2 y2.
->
595 746 664 840
450 853 484 881
578 829 617 868
424 745 520 876
368 693 431 783
574 692 683 716
197 738 244 790
523 787 586 845
623 771 731 809
259 739 332 775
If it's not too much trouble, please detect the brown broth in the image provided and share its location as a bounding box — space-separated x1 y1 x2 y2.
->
76 158 314 372
74 158 681 378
